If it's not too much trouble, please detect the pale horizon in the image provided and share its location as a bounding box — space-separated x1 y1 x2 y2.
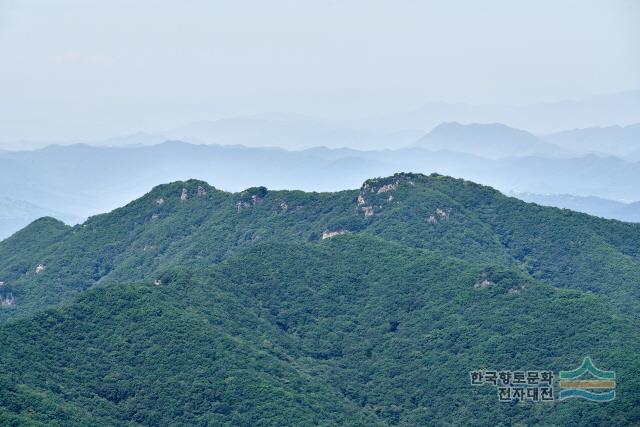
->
1 0 639 144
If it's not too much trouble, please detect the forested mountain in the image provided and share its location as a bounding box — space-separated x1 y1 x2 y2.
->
0 173 639 425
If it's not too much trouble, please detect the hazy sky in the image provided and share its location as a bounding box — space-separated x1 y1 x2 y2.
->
1 0 639 141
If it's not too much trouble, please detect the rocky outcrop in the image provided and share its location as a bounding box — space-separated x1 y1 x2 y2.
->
435 208 450 221
236 187 267 212
357 178 403 216
474 279 493 289
35 264 45 274
156 197 164 206
427 208 451 224
236 201 251 212
507 285 525 294
151 213 160 220
180 188 188 201
377 181 399 194
322 230 349 239
0 293 15 307
279 202 289 212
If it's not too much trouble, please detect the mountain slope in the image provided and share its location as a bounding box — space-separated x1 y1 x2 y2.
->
0 273 380 426
1 235 639 425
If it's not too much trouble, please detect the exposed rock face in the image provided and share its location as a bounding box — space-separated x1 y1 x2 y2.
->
357 178 403 213
280 202 289 212
155 197 164 206
436 208 450 221
0 281 5 287
0 293 15 308
377 181 399 194
236 188 267 213
427 208 451 224
197 186 207 197
236 201 251 212
154 279 162 286
508 286 525 294
151 213 160 220
180 188 188 201
35 264 45 274
474 279 494 289
322 230 349 239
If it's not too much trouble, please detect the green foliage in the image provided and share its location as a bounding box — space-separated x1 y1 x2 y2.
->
1 174 640 425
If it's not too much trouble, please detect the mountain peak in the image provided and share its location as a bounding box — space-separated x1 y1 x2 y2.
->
360 172 442 191
415 122 563 159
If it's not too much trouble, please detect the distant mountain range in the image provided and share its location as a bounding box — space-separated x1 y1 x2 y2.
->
1 138 640 238
352 90 640 134
416 121 640 160
163 115 422 150
0 197 80 240
513 192 640 223
4 90 639 151
94 119 640 162
544 123 640 159
416 122 564 159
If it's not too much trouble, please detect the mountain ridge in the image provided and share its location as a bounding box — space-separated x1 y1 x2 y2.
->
3 137 640 242
2 173 640 322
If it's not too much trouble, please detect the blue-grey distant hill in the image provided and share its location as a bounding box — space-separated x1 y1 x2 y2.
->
0 197 80 240
514 192 640 223
353 90 640 134
415 122 566 159
544 123 640 159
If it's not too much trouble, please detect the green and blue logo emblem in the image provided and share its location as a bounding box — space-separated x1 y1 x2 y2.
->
559 357 616 402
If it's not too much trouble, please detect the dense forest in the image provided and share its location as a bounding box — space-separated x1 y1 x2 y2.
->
0 173 639 425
